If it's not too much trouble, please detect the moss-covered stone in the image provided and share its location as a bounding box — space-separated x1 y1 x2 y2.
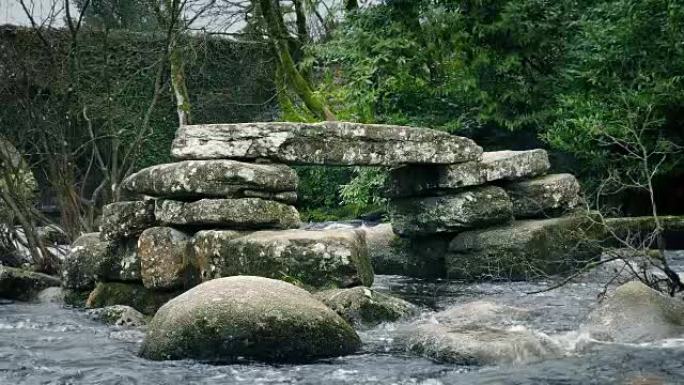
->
140 276 361 362
389 186 513 236
122 160 299 204
86 282 179 315
505 173 580 219
155 198 300 229
87 305 147 327
314 286 418 327
447 216 603 280
138 227 196 290
61 233 112 290
0 266 60 301
100 200 155 241
192 228 373 289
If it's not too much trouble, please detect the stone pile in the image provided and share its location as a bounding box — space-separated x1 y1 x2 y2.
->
383 148 597 280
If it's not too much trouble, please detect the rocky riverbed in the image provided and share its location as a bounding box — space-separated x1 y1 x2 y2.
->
2 252 684 384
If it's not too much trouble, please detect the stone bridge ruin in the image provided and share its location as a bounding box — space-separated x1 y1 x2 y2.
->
63 122 598 312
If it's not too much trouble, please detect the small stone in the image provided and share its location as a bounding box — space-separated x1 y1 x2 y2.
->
505 173 580 218
171 122 482 166
389 186 513 236
314 287 418 327
447 216 603 280
86 282 179 315
386 149 550 197
192 229 373 288
155 198 300 229
100 200 155 241
122 160 298 204
0 266 61 301
140 276 361 362
87 305 146 327
138 227 194 290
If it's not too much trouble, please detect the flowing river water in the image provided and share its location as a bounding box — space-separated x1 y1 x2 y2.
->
2 252 684 385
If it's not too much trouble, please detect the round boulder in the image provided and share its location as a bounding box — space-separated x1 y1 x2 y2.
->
140 276 361 362
314 287 418 327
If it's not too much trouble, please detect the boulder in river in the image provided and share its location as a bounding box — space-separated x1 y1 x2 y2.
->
140 276 361 362
155 198 300 229
447 216 602 280
86 282 179 315
314 286 418 327
505 173 581 219
138 227 195 290
582 281 684 343
87 305 147 327
389 186 513 236
0 266 60 301
387 149 550 197
62 233 112 290
122 160 298 204
395 301 560 365
192 228 373 288
171 122 482 166
100 200 155 241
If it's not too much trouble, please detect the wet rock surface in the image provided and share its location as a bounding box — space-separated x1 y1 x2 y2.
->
140 276 361 362
192 228 373 288
505 173 581 219
0 266 60 301
389 186 513 236
395 301 561 365
155 198 300 229
447 216 602 280
100 200 155 241
87 305 146 327
314 286 418 327
387 149 550 197
122 160 298 204
171 122 482 166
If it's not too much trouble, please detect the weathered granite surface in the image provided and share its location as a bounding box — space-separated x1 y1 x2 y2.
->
138 227 194 290
100 200 155 241
171 122 482 166
389 186 513 236
155 198 300 229
387 149 550 197
122 160 298 204
505 173 581 218
314 286 418 327
447 216 603 280
0 266 60 301
191 229 373 288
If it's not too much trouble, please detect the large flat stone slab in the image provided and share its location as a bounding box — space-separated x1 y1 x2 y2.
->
171 122 482 166
122 160 298 204
505 173 580 218
155 198 300 229
191 229 373 288
446 216 603 280
100 200 155 241
389 186 513 236
387 149 550 197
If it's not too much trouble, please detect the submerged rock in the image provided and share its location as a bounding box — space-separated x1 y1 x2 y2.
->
138 227 194 290
36 287 64 304
314 286 418 327
387 149 550 197
171 121 482 166
122 160 298 204
363 223 449 278
389 186 513 236
447 216 602 280
140 276 361 362
192 228 373 288
582 281 684 343
505 173 581 219
0 266 61 301
87 305 146 327
155 198 300 229
86 282 178 315
396 301 560 365
100 200 155 241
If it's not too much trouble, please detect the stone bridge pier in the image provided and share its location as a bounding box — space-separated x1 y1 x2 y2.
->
62 122 601 312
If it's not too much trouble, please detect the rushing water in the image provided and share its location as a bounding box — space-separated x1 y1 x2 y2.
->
2 254 684 385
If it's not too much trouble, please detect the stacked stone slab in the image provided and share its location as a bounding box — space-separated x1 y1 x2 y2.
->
385 149 594 279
